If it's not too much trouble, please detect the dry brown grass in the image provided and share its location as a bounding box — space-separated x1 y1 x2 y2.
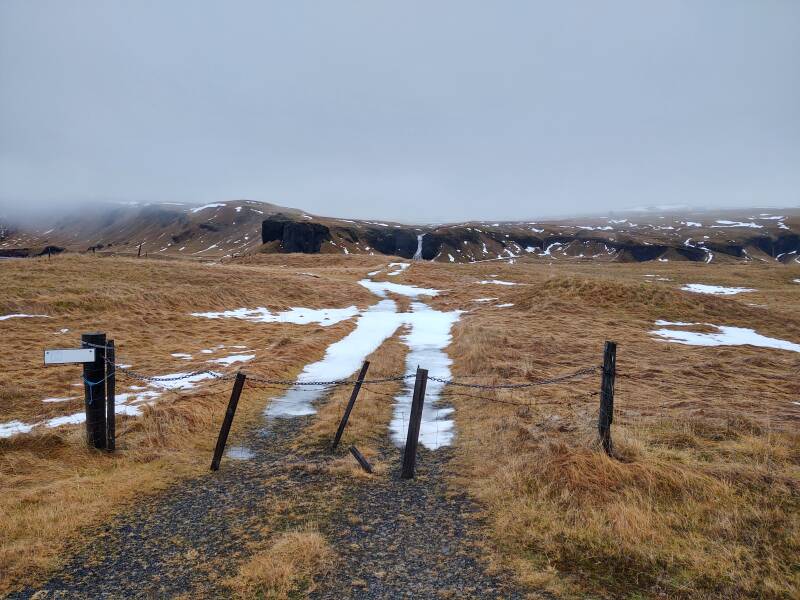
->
426 258 800 599
0 253 382 593
225 527 334 599
2 252 799 598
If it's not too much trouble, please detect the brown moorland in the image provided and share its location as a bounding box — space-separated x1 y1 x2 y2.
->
1 252 799 598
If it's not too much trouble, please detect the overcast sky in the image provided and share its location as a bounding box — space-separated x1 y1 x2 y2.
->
1 1 798 222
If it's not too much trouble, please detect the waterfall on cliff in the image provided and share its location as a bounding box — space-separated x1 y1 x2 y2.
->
413 233 425 260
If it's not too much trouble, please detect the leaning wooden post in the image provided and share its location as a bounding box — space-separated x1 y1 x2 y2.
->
349 446 374 473
598 341 617 456
81 333 107 450
401 367 428 480
210 372 247 471
106 339 116 452
330 361 370 453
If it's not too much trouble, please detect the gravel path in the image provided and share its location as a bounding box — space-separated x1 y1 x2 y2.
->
7 417 318 599
8 415 533 599
311 443 528 600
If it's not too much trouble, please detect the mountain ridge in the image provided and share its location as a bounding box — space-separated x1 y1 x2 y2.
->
1 199 798 264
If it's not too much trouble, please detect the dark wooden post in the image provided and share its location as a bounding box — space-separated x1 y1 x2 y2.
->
210 371 247 471
106 339 116 452
349 446 373 473
82 333 107 450
330 361 370 453
401 367 428 480
598 341 617 456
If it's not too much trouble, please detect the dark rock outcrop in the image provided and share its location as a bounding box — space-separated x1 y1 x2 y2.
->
364 229 419 259
262 218 331 253
258 212 798 263
749 234 800 258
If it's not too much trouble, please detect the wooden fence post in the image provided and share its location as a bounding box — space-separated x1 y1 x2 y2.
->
106 339 116 452
210 371 247 471
401 367 428 480
330 361 370 453
82 333 107 450
349 446 373 473
598 341 616 456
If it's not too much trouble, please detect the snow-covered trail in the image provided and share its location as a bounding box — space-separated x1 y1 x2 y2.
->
267 266 463 449
389 302 461 449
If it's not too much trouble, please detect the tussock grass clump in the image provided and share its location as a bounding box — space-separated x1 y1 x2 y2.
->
226 528 334 599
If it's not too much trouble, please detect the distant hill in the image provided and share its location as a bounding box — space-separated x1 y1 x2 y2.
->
1 200 798 264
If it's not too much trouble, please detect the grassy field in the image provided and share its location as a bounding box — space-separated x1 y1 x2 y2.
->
1 252 799 598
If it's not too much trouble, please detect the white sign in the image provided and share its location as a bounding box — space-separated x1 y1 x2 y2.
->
44 348 96 365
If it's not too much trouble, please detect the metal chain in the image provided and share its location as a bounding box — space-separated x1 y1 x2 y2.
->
84 340 599 392
110 363 597 389
428 366 598 389
242 373 414 386
114 365 232 383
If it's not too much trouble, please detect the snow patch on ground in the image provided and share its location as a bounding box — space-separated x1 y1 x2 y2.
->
681 284 754 295
226 446 254 460
192 306 359 326
358 279 439 298
477 280 517 286
712 220 762 228
0 313 50 321
387 262 410 276
209 353 255 366
651 322 800 352
147 371 221 391
0 421 35 438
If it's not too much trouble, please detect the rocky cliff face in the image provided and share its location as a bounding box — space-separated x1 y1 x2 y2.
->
261 217 332 253
260 211 800 264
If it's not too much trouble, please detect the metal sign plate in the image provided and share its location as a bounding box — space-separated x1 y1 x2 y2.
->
44 348 96 365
